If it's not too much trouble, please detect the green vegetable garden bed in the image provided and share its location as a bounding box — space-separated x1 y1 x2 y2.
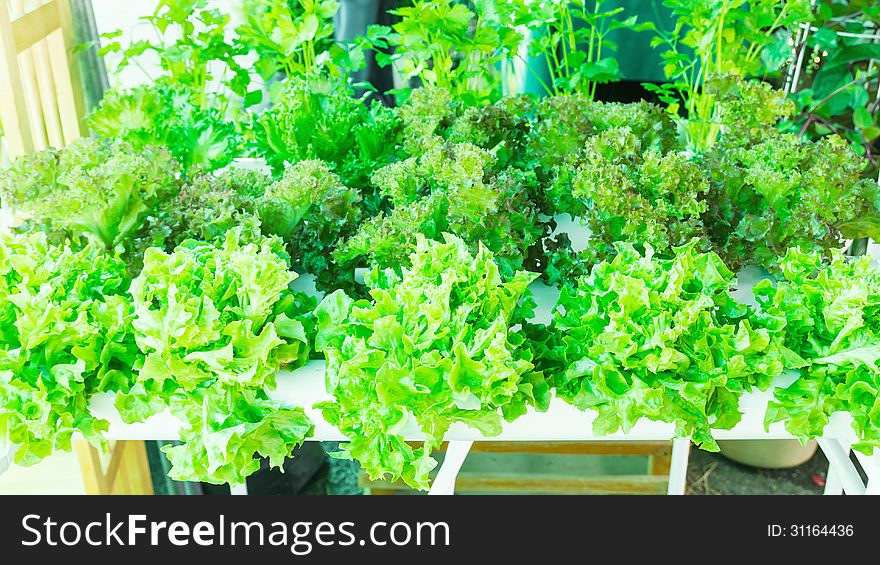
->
1 0 880 492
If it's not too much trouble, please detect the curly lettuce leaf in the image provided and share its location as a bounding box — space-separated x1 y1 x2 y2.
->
540 241 784 451
0 232 138 465
0 138 181 250
755 249 880 453
316 234 548 490
162 387 313 486
124 228 315 484
258 159 362 292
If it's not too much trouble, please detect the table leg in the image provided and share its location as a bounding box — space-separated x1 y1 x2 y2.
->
817 438 866 495
229 482 249 495
667 439 690 495
428 440 473 496
0 447 11 477
823 441 850 495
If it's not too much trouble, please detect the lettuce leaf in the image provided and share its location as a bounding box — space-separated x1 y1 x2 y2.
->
123 228 316 484
537 241 784 450
0 232 138 465
755 249 880 453
316 234 549 490
0 138 181 250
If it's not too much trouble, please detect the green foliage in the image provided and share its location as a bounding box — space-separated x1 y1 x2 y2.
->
254 77 401 198
237 0 341 81
0 138 181 250
0 233 139 466
88 84 242 173
704 130 880 271
572 127 710 265
94 0 250 173
524 0 653 98
315 234 549 490
259 160 363 292
756 249 880 453
121 229 315 484
709 75 795 142
139 167 272 255
649 0 812 152
530 94 675 213
369 0 524 105
446 96 535 169
533 241 784 450
335 142 544 278
99 0 249 102
780 1 880 176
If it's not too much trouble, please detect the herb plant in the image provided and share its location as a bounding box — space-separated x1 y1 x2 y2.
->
780 1 880 176
524 0 652 98
649 0 812 152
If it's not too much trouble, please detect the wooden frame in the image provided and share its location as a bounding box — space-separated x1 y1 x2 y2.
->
361 441 674 495
0 0 87 158
73 441 154 495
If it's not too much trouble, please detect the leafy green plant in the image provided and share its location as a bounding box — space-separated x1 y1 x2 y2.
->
259 159 363 292
530 94 675 214
237 0 341 81
334 141 544 278
254 77 401 200
756 248 880 453
524 0 652 98
649 0 812 152
780 1 880 176
120 228 315 484
571 127 710 265
0 138 181 250
703 129 880 271
0 232 139 466
93 0 250 173
315 234 549 490
99 0 249 104
88 84 242 173
531 241 784 451
369 0 525 105
137 167 272 258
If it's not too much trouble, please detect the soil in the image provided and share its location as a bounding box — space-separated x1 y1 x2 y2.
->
685 448 829 495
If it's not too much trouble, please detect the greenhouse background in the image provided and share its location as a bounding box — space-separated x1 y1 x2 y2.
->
0 0 879 496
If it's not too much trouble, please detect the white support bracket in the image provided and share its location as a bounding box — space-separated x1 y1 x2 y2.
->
817 438 867 495
853 451 880 496
229 482 249 496
0 444 15 479
822 440 851 495
428 440 474 496
667 439 691 495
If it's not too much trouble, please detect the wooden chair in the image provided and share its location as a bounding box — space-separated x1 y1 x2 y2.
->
0 0 152 495
360 441 674 495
